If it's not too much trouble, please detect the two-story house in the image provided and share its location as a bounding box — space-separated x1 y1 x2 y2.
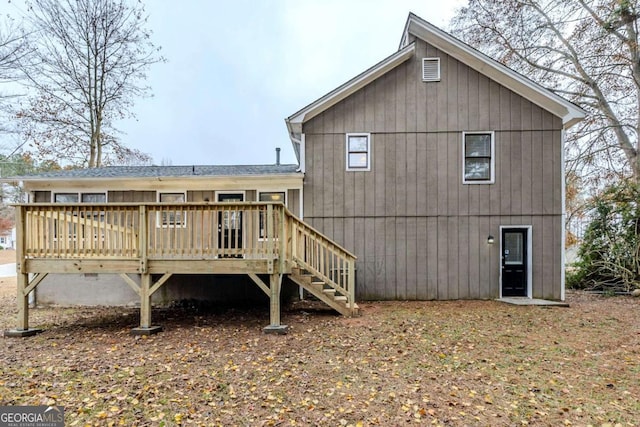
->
4 13 584 336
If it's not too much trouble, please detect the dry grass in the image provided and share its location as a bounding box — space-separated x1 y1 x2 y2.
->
0 249 16 264
0 288 638 426
0 249 15 299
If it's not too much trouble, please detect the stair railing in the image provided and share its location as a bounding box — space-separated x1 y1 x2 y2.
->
286 210 357 311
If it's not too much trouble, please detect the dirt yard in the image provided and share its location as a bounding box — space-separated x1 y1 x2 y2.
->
0 249 16 264
0 276 638 425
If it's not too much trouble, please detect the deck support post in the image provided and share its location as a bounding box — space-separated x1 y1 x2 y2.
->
140 273 151 328
17 273 29 330
4 273 42 337
263 273 288 334
5 206 42 337
131 274 163 335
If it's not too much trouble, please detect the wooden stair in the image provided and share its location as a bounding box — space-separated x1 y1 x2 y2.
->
289 267 359 317
287 210 358 317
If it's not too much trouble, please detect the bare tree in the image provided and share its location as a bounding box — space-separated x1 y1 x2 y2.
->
15 0 162 167
450 0 640 188
0 17 27 85
0 16 28 135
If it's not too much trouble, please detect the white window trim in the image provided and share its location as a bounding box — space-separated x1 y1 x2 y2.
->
156 191 187 228
51 192 108 241
52 192 79 203
156 191 187 203
346 132 371 172
462 131 495 185
52 191 108 203
422 57 441 82
214 190 246 202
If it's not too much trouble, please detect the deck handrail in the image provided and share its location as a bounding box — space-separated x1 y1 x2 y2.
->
282 207 357 259
283 208 357 311
16 202 287 262
15 202 357 312
10 202 359 335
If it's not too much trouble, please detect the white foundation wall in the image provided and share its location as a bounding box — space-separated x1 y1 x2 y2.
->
33 273 291 307
35 274 140 306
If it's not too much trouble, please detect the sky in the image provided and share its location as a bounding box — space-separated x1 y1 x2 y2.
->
2 0 467 167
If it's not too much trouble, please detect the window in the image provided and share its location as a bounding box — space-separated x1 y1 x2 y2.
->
259 192 286 203
81 193 106 203
463 132 495 184
422 58 440 82
346 133 371 171
158 192 186 227
79 193 107 222
259 192 286 239
159 192 185 203
54 193 79 203
53 193 108 238
53 192 107 203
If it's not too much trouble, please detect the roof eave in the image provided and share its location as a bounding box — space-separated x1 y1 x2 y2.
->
285 119 302 163
286 42 416 130
562 109 586 129
406 15 586 127
0 178 20 186
399 12 417 49
10 172 304 187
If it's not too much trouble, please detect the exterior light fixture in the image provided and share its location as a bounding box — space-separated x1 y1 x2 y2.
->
487 235 495 244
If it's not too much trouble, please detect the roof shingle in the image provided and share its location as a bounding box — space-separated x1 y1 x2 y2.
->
10 164 300 180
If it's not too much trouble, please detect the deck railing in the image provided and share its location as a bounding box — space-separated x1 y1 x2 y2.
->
23 204 140 258
19 202 285 261
289 215 357 310
16 202 356 312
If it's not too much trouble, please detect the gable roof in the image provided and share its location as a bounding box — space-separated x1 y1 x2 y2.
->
285 13 585 146
400 13 585 128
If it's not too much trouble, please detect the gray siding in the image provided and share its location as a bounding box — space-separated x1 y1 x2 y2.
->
287 189 301 217
303 38 563 300
33 191 51 202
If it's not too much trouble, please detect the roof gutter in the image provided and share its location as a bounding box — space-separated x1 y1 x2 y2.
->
289 134 302 169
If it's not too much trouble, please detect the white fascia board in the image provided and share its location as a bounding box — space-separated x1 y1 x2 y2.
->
285 119 301 142
405 14 586 128
286 42 416 129
20 174 304 192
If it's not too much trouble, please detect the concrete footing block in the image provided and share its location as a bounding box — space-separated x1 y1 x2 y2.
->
263 325 289 335
4 328 43 338
130 326 163 336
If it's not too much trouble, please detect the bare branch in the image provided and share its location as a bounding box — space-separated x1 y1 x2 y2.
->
451 0 640 182
13 0 162 167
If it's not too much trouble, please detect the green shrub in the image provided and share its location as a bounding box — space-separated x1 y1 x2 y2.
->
567 180 640 292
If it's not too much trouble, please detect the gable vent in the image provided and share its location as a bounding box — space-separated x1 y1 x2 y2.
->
422 58 440 82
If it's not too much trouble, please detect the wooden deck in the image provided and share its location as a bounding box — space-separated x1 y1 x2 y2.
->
7 202 357 336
